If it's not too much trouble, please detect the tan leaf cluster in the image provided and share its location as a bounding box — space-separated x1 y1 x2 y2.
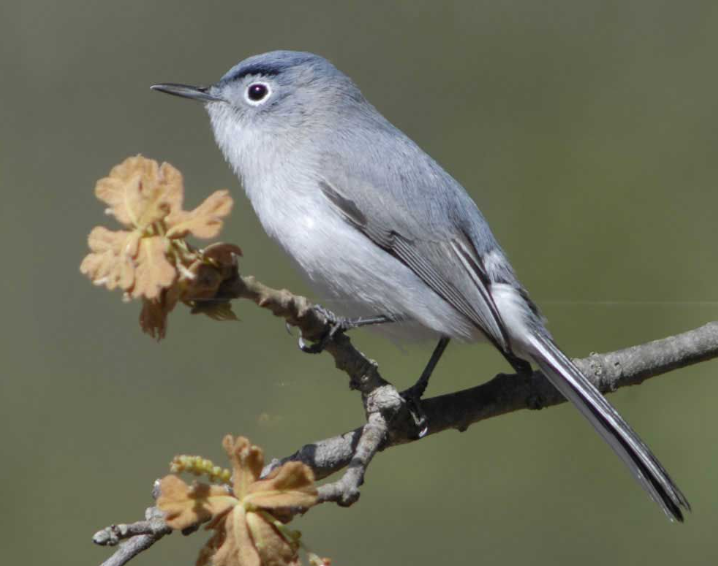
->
138 241 243 339
158 476 237 528
80 156 241 339
158 436 321 566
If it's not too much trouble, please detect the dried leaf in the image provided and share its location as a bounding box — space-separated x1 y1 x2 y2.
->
131 236 176 299
166 190 233 239
139 286 180 340
160 436 325 566
196 528 226 566
139 299 166 340
224 436 265 500
157 161 186 214
81 227 140 291
95 156 181 230
184 262 224 301
82 156 238 340
157 475 237 531
94 172 143 227
190 301 238 321
182 243 243 322
246 463 318 510
203 242 243 275
211 506 262 566
246 511 300 566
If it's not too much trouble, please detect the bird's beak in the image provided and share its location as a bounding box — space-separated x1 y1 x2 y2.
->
150 83 222 102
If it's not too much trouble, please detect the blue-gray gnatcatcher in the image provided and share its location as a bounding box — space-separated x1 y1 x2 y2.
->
152 51 689 521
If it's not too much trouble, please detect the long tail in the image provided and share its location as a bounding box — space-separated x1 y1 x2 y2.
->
526 331 690 521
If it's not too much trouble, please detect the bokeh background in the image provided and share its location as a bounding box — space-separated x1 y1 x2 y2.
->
2 1 717 564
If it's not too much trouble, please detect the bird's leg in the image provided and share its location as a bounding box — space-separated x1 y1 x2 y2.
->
401 337 451 437
295 305 395 354
502 351 533 377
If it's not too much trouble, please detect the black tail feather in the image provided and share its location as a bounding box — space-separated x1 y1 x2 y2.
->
527 332 690 521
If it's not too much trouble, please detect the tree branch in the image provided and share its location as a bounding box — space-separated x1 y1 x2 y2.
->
94 271 718 566
93 484 171 566
224 273 718 479
276 321 718 480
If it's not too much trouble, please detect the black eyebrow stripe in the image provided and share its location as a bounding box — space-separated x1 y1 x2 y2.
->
223 64 281 82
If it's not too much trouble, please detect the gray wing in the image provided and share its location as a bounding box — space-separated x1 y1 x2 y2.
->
318 173 512 351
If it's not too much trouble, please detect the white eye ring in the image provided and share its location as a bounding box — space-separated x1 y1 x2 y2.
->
245 82 272 106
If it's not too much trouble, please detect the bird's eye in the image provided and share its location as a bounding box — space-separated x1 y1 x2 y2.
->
246 82 270 104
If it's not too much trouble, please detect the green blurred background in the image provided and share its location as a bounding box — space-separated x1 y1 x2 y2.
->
2 1 717 564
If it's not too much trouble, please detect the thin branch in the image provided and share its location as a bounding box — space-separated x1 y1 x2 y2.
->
223 274 390 396
225 274 406 501
93 501 171 566
275 321 718 479
316 405 393 506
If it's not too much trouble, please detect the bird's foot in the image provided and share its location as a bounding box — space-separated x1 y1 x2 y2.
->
399 337 451 438
504 352 533 378
294 306 393 354
400 383 430 438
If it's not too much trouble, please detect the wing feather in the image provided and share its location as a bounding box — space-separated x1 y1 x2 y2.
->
319 179 509 349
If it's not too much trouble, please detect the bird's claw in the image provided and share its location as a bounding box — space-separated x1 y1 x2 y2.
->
296 305 349 354
401 386 429 438
298 331 329 354
295 306 392 354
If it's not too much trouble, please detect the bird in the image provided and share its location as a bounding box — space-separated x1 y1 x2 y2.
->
152 50 690 521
